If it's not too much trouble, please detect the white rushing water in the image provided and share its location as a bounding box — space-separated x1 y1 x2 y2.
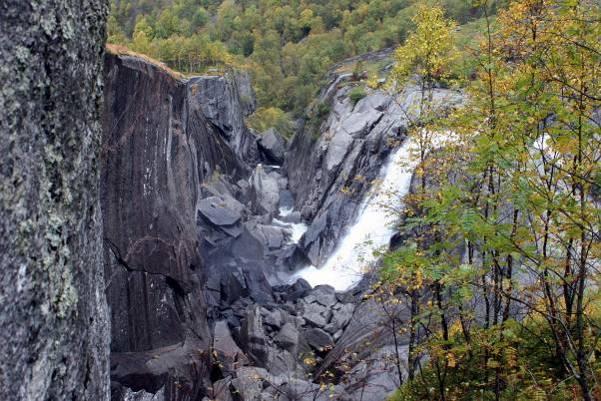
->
274 206 308 244
291 135 423 291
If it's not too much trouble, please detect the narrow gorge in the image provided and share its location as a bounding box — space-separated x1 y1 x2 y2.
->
101 49 461 401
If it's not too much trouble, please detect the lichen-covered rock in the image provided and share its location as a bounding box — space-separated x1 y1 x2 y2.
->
0 1 109 400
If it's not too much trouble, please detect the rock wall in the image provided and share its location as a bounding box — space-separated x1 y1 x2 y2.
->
102 53 246 399
102 52 295 400
189 73 259 163
286 78 406 267
0 1 110 400
286 73 463 267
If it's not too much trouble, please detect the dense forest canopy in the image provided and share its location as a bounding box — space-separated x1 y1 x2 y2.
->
107 0 503 119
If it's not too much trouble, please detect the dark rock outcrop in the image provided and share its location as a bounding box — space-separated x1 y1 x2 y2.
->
102 52 245 400
286 82 406 267
0 1 110 400
102 51 309 401
258 128 287 165
188 74 259 163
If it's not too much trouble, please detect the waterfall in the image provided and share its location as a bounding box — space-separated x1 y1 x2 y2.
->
291 135 421 291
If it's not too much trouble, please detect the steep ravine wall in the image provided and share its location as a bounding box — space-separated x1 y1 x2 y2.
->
102 52 253 400
102 50 300 401
0 1 110 400
286 84 407 267
286 73 463 268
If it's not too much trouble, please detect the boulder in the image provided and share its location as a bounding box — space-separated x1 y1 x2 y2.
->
111 340 209 399
198 196 244 227
274 323 300 351
340 345 407 401
249 165 280 215
268 350 299 376
240 305 270 366
219 267 249 305
258 128 287 164
230 367 272 401
281 379 332 401
261 308 284 329
285 278 312 302
211 379 234 401
213 320 249 373
301 302 332 328
311 285 337 307
330 303 355 329
248 223 286 250
303 328 334 351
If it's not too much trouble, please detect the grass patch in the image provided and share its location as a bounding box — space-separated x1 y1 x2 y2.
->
106 44 186 80
349 86 367 106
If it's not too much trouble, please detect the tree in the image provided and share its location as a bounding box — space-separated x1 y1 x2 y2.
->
388 6 458 384
106 0 492 116
389 1 601 400
391 4 457 90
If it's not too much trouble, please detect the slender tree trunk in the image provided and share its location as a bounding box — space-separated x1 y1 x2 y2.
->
408 289 420 380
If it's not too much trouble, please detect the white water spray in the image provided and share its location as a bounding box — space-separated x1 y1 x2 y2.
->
291 135 423 291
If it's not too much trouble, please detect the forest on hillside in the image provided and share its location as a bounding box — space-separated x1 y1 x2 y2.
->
107 0 502 121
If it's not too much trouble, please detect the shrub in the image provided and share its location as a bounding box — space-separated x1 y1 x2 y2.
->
349 86 367 106
246 107 293 138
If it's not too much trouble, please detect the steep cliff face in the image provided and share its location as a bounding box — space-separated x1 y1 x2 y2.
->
0 1 109 400
286 78 406 267
189 74 259 163
102 52 294 400
287 72 462 267
102 53 245 399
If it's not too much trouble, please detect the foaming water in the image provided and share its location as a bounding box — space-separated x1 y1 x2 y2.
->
274 207 309 244
291 136 422 291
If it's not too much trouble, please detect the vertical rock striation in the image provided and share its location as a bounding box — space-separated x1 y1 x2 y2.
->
102 52 264 400
0 1 110 400
103 53 216 399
